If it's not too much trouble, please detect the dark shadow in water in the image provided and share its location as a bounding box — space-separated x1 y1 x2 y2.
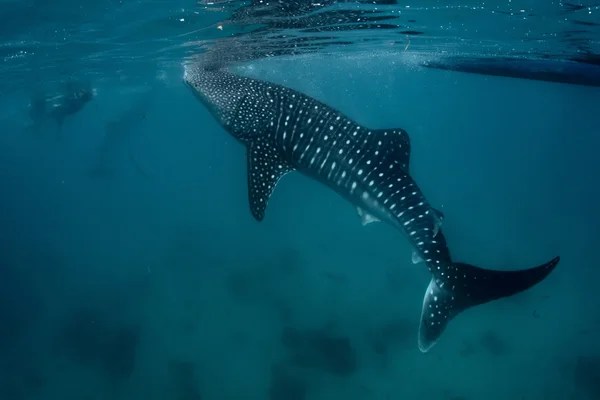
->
280 326 357 377
442 392 469 400
0 361 46 400
60 306 140 387
368 318 413 358
269 363 307 400
88 87 156 180
479 330 511 357
224 247 303 324
458 339 478 358
0 236 64 353
454 330 512 358
573 355 600 399
225 248 304 303
168 359 202 400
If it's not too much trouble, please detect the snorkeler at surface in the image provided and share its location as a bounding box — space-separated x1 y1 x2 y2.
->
27 79 96 131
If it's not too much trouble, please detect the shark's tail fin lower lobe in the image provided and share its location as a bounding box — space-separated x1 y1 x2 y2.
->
418 256 560 352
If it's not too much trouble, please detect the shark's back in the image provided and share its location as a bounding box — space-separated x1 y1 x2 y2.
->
185 66 413 222
184 65 410 174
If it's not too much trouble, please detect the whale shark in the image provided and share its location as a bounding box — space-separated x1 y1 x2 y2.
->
183 64 559 352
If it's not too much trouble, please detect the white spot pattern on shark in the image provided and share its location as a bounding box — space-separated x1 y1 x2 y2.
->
184 65 560 353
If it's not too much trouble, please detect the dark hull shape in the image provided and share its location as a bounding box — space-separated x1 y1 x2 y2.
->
421 57 600 87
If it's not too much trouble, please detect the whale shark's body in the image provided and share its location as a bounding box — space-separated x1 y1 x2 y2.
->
183 65 559 352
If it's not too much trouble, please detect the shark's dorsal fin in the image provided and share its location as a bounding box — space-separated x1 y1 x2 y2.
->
247 138 294 221
370 128 411 172
431 207 444 237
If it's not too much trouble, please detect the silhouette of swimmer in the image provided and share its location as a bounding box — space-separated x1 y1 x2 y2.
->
48 80 96 127
28 79 96 130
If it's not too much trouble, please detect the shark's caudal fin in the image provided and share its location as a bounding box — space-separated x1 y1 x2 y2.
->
418 256 560 352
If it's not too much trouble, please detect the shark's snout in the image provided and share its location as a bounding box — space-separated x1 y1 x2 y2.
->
182 66 189 83
182 64 196 87
181 63 191 85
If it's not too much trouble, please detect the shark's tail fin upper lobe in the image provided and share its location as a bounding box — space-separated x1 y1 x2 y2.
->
418 256 559 352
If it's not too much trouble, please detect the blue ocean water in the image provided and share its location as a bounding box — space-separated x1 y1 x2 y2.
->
1 1 600 399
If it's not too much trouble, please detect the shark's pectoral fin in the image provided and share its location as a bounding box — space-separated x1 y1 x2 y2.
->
246 138 294 222
357 207 380 226
412 251 423 264
431 207 444 237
